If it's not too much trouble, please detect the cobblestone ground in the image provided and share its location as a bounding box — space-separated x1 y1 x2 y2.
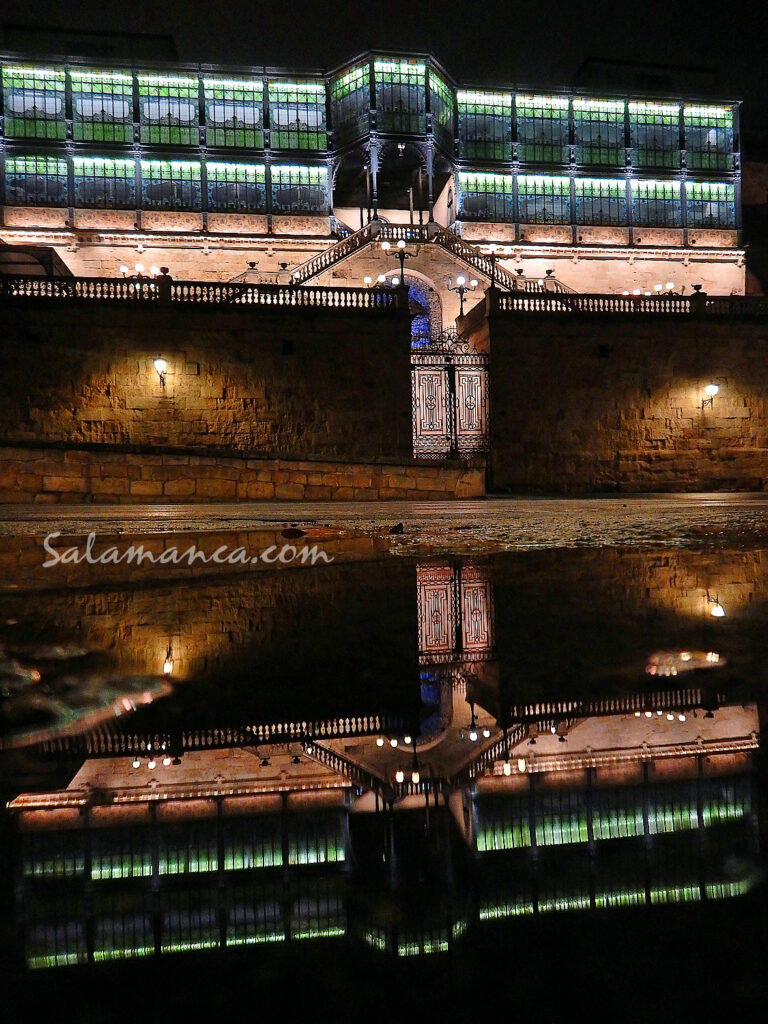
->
3 495 768 553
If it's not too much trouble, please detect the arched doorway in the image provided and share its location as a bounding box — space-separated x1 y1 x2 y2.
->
382 269 442 347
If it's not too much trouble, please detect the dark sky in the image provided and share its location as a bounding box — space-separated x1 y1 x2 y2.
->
2 0 768 132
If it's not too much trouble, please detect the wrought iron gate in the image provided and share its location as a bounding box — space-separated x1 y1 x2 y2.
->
411 332 489 459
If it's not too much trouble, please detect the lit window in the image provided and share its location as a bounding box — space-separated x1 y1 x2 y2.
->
517 174 571 224
270 164 329 214
458 91 512 162
329 64 369 146
629 101 680 169
74 156 136 208
684 105 734 171
206 162 266 212
457 171 514 222
574 177 627 225
141 159 201 209
630 178 682 227
686 181 736 229
71 70 133 142
204 77 264 149
374 60 426 134
516 95 569 164
268 81 327 151
2 65 66 139
4 154 68 206
574 98 625 166
138 74 199 145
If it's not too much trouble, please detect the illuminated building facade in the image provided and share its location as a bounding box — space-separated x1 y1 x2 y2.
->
0 51 744 299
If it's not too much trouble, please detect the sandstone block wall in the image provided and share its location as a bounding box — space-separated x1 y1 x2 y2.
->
0 298 412 464
489 312 768 492
0 446 485 504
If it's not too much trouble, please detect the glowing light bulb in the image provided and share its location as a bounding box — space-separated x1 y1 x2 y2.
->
154 357 168 376
654 283 663 291
469 728 478 742
150 265 160 276
678 713 686 722
665 281 675 289
517 758 527 772
470 279 478 288
633 289 641 296
645 711 653 718
411 770 420 784
364 275 372 285
667 713 674 721
163 755 171 766
680 651 692 661
482 727 491 739
377 274 386 283
710 602 725 618
503 761 512 776
456 275 466 286
403 734 412 745
644 290 652 296
390 738 398 747
135 263 144 273
657 709 664 715
376 737 385 747
381 240 391 250
132 757 140 769
391 276 400 286
704 384 719 398
397 239 406 249
622 290 630 295
635 711 641 717
395 769 404 783
119 264 129 275
148 758 156 769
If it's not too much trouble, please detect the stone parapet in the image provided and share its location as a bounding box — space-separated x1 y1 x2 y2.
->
0 446 485 504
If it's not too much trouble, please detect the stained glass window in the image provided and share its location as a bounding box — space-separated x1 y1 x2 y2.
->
574 98 625 166
226 883 285 945
71 70 133 142
457 171 514 222
138 74 199 145
206 161 266 212
629 101 680 168
516 95 569 163
630 178 682 226
141 159 201 209
269 81 327 150
458 91 512 162
203 77 263 149
4 154 68 206
74 156 135 208
574 177 627 224
2 66 66 139
330 64 369 146
374 60 426 134
429 70 454 153
93 892 153 961
517 174 571 223
684 105 734 171
270 164 329 214
160 888 219 953
686 181 736 228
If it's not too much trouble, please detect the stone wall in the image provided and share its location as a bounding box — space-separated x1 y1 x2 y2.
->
0 296 413 466
0 446 484 503
489 309 768 493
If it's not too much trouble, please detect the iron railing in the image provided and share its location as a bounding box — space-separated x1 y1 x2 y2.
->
0 274 400 311
34 714 406 758
491 290 768 316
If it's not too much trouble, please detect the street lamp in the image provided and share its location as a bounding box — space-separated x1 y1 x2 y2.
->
393 238 414 280
447 274 479 317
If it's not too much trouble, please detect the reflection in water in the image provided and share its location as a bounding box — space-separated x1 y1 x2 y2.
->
1 547 766 972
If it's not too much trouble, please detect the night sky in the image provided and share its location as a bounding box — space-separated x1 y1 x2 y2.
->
2 0 767 134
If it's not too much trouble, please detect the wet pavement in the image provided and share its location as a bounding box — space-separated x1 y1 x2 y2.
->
2 494 768 553
3 498 768 1019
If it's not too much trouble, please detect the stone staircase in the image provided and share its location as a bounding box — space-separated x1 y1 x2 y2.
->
290 219 575 293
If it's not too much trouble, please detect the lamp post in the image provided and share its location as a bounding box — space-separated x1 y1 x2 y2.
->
447 274 479 317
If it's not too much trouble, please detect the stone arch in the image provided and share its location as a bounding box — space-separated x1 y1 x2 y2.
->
382 268 443 347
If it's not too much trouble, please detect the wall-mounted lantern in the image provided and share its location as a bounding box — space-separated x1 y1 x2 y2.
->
701 384 719 409
154 356 168 388
163 644 174 674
